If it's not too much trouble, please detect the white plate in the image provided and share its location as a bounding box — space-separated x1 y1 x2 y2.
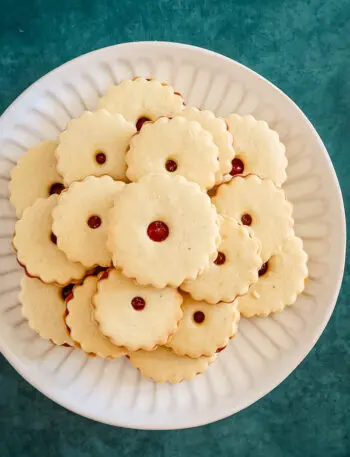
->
0 42 346 430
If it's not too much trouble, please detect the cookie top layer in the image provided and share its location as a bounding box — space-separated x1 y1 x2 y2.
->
93 269 183 352
129 347 215 384
20 275 73 346
52 176 125 268
213 175 293 262
238 235 308 317
66 275 126 358
181 217 261 303
9 140 64 218
126 116 219 190
98 78 184 125
56 110 136 185
177 107 235 184
13 195 86 285
167 295 240 358
108 174 221 288
226 114 287 186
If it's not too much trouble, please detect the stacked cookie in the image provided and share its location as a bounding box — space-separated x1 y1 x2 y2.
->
9 77 308 384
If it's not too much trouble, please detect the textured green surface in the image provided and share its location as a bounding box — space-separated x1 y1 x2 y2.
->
1 0 349 455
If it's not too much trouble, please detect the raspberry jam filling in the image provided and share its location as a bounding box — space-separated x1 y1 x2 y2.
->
165 159 177 172
50 232 57 244
49 182 64 195
100 269 110 280
136 117 150 131
87 215 102 229
241 213 252 226
230 158 244 176
258 262 268 277
214 251 226 265
61 284 74 301
131 296 146 311
147 221 169 242
193 311 205 324
95 151 106 165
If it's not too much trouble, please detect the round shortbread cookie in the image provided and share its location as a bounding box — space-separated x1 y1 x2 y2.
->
126 116 219 190
66 275 125 358
167 295 240 358
98 78 184 126
129 347 215 384
213 175 293 262
56 110 136 185
181 217 261 304
20 275 73 346
13 195 86 285
225 114 287 186
108 174 221 288
177 107 235 184
9 140 64 218
238 235 308 317
52 176 125 268
93 269 183 352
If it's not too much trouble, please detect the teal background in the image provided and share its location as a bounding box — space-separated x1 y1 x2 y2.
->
1 0 349 455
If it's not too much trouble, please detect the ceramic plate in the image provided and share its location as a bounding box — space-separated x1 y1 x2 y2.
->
0 42 346 429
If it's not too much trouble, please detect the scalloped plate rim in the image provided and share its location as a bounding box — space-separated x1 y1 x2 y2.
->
0 41 346 430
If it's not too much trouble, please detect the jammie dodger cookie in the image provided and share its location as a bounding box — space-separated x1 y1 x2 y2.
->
65 275 125 358
52 176 125 268
238 235 308 317
93 269 183 352
181 217 261 304
225 114 287 186
213 175 293 262
177 107 235 184
129 347 215 384
56 110 136 185
20 275 73 346
167 295 240 358
126 116 219 190
13 195 86 285
9 140 64 218
98 77 184 128
107 174 221 288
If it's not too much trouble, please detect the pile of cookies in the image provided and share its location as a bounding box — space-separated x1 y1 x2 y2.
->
9 77 308 384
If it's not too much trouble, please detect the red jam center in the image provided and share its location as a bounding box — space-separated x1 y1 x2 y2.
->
100 269 110 279
214 251 226 265
241 213 252 226
49 182 64 195
50 232 57 244
136 117 150 131
88 215 102 229
61 284 74 301
147 221 169 242
230 158 244 176
258 262 268 277
131 296 146 311
165 159 177 172
216 346 227 353
95 152 106 165
193 311 205 324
